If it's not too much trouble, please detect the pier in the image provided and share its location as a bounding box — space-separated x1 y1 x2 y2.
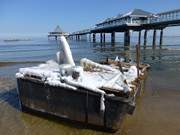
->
69 9 180 48
48 25 69 40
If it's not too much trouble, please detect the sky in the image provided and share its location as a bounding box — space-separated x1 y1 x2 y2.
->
0 0 180 37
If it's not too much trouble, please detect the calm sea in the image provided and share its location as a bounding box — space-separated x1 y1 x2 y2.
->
0 36 180 135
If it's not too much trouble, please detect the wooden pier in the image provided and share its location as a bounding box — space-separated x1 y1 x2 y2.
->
69 9 180 49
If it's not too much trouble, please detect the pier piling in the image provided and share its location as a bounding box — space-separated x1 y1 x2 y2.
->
160 29 163 48
78 35 80 40
111 32 115 44
124 30 130 49
103 33 106 43
144 30 147 48
93 33 96 43
152 29 157 49
138 31 141 45
89 34 91 42
100 33 103 43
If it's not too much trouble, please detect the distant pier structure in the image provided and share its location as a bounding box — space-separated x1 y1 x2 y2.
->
69 9 180 49
48 25 69 40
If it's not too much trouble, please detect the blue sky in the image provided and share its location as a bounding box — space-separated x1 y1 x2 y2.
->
0 0 180 37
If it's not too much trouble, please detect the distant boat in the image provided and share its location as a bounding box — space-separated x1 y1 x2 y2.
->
3 38 31 42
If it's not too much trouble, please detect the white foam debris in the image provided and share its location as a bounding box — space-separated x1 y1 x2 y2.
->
80 58 117 72
16 58 141 111
120 58 125 62
100 94 105 111
16 59 139 93
124 66 138 83
16 72 24 78
56 51 61 64
115 56 125 62
59 36 75 66
16 36 141 113
115 56 120 62
45 77 77 90
103 73 122 88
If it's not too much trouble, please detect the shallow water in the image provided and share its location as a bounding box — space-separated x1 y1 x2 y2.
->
0 36 180 135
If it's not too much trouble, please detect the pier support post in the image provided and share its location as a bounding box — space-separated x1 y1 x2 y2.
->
85 34 87 41
55 36 57 40
160 29 163 48
77 35 80 40
100 33 103 43
144 30 147 48
138 31 141 45
152 29 156 49
93 33 96 43
89 34 91 42
111 32 115 45
103 33 106 43
124 30 130 49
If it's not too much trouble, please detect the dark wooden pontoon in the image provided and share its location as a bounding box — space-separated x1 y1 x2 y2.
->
17 61 149 132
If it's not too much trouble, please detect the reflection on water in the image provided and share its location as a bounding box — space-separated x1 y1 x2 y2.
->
0 37 180 135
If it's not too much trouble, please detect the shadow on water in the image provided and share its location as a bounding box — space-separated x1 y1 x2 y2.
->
0 88 20 111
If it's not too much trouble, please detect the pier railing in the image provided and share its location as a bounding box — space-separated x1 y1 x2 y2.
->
150 9 180 23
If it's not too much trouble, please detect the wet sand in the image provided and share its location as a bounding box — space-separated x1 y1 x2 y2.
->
120 70 180 135
0 61 44 67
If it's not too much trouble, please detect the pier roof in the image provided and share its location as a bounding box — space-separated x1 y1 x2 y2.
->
97 9 155 25
48 25 67 36
122 9 154 17
54 25 63 33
